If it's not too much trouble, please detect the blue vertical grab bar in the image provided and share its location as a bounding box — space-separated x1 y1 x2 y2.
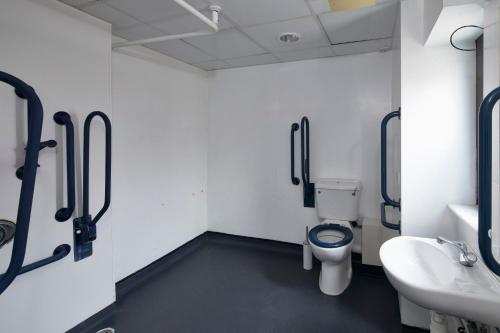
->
478 86 500 276
300 117 315 208
290 123 300 185
54 112 76 222
381 109 401 209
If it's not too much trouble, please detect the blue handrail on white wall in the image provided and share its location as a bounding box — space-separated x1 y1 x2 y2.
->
478 86 500 276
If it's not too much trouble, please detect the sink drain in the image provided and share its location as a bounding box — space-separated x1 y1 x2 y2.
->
96 328 115 333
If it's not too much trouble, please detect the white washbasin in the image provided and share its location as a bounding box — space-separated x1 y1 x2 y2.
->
380 236 500 326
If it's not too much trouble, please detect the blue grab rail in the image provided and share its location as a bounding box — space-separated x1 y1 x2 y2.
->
380 202 400 231
381 109 401 209
73 111 112 261
300 116 315 208
54 112 75 222
478 86 500 276
381 109 401 231
0 72 42 294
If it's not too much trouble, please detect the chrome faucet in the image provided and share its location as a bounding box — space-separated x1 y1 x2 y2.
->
436 237 478 267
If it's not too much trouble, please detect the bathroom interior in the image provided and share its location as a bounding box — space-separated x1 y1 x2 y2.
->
0 0 499 332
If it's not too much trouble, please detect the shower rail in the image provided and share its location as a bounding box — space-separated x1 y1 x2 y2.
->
478 86 500 276
0 71 43 295
381 109 401 209
54 112 75 222
301 116 315 208
74 111 111 261
290 122 300 185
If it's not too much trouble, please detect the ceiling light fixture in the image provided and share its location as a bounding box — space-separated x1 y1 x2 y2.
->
278 32 301 43
329 0 376 12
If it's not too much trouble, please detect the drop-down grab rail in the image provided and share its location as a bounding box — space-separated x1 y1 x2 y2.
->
478 86 500 276
73 111 111 261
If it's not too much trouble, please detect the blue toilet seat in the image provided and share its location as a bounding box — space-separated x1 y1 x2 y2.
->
308 224 353 248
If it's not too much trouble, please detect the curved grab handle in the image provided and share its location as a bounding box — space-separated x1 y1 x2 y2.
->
478 86 500 276
54 112 75 222
381 109 400 209
380 202 400 231
83 111 112 226
0 71 43 295
290 123 300 185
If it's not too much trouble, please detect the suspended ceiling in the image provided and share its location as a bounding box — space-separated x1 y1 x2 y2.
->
59 0 400 70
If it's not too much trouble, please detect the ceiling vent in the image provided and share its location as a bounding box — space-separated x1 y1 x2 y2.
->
278 32 301 43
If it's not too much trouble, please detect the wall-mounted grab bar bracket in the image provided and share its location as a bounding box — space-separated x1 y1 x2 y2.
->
73 215 96 261
16 140 57 180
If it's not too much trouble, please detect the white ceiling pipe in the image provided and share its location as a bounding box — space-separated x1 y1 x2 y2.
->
112 2 221 49
173 0 219 31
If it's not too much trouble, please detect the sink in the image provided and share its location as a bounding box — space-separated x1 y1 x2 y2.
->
380 236 500 326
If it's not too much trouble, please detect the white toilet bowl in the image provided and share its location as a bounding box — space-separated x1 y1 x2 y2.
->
309 220 353 296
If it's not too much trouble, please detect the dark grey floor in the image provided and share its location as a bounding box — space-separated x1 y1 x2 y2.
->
69 232 424 333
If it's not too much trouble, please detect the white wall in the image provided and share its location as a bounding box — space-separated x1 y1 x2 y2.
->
400 0 476 238
207 53 393 244
0 1 115 332
112 49 210 281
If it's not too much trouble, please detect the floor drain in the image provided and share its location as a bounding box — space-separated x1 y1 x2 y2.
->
96 329 115 333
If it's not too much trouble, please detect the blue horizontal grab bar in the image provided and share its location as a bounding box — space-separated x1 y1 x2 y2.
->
478 86 500 276
0 71 43 295
0 244 71 278
380 202 400 231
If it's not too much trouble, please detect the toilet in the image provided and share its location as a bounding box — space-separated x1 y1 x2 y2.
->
308 178 362 296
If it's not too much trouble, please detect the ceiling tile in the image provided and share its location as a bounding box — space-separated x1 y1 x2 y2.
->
242 16 330 52
192 60 232 71
79 3 141 28
186 29 265 60
274 46 333 62
59 0 96 6
106 0 207 23
212 0 311 27
150 10 232 35
319 2 398 44
148 40 215 64
331 38 392 56
113 24 164 41
225 54 280 67
308 0 332 15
